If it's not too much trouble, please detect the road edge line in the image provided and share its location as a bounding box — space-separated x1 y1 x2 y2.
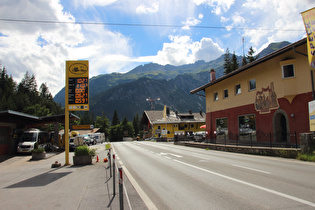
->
121 165 158 210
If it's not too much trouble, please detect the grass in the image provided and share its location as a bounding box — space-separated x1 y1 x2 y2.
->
297 152 315 162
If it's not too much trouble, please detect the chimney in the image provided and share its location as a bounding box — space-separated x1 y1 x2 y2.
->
210 69 216 82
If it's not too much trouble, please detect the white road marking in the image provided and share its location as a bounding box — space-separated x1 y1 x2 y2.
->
231 164 270 174
168 153 182 158
173 159 315 208
121 164 158 210
159 152 182 158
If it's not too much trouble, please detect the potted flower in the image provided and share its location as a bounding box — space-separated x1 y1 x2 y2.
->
73 145 97 165
31 142 46 160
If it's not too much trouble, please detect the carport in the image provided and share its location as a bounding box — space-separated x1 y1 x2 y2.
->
0 110 79 156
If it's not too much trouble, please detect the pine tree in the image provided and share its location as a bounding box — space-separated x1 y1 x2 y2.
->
231 51 239 71
246 46 258 63
111 110 120 126
241 56 247 66
223 48 232 74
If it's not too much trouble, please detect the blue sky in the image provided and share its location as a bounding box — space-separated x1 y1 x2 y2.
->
0 0 314 96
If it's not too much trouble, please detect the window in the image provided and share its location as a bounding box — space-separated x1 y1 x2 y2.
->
173 124 178 128
214 92 218 101
249 79 256 91
224 89 228 98
157 125 161 129
282 64 295 78
215 118 228 140
191 124 194 128
238 114 256 141
235 84 241 95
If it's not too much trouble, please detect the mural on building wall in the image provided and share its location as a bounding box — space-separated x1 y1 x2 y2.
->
255 82 279 114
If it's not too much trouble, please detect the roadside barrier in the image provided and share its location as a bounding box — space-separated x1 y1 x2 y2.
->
119 167 124 210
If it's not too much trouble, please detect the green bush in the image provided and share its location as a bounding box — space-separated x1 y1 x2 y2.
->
297 152 315 162
74 146 90 156
31 148 45 153
74 145 97 157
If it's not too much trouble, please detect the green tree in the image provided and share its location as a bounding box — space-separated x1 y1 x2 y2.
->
23 104 50 116
121 117 135 138
246 46 259 63
109 124 122 142
241 56 247 66
111 110 120 126
95 113 110 137
231 51 239 71
223 48 232 74
133 113 140 136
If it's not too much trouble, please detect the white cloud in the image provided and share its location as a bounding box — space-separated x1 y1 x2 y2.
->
192 0 235 15
239 0 311 49
182 17 201 30
0 0 133 96
153 35 224 65
74 0 118 7
136 2 159 14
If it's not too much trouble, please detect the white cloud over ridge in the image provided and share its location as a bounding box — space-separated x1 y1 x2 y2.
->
153 35 224 65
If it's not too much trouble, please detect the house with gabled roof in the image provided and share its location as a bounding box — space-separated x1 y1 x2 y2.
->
142 106 205 139
191 38 313 145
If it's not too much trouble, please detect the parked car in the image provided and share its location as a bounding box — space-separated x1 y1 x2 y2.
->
82 135 95 146
194 131 206 142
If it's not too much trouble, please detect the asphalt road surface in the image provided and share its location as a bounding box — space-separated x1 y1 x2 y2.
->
113 141 315 210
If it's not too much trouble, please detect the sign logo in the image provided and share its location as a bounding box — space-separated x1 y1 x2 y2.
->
69 63 88 75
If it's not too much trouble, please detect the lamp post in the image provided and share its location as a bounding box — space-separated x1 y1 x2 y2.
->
146 97 160 138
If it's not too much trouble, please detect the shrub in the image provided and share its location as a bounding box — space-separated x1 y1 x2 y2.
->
74 146 90 156
297 152 315 162
31 148 45 153
74 145 97 157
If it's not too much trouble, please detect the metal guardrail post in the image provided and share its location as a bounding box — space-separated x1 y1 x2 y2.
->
119 167 124 210
107 153 116 208
113 154 116 195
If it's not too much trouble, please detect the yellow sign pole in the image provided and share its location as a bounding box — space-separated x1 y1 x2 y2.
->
65 109 70 165
65 60 89 165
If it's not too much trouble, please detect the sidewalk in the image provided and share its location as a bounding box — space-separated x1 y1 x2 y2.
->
0 144 147 210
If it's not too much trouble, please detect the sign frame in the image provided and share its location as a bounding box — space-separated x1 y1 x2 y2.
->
66 60 89 111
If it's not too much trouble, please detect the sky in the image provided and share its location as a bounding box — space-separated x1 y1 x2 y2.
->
0 0 314 96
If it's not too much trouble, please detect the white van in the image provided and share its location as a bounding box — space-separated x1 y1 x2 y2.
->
17 129 50 153
88 133 105 144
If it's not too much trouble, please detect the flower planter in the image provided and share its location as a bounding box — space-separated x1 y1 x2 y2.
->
32 152 46 160
73 155 92 165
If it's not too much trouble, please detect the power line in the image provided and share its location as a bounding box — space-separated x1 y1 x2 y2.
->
0 18 304 32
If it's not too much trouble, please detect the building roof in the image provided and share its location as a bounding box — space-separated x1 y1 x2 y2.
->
144 110 205 124
190 38 307 94
0 110 80 128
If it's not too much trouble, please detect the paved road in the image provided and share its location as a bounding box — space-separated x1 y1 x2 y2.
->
0 143 147 210
113 141 315 210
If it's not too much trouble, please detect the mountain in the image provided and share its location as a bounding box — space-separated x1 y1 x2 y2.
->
54 41 291 121
258 41 291 58
53 59 216 105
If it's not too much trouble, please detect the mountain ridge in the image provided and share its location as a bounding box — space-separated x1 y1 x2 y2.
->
54 41 291 120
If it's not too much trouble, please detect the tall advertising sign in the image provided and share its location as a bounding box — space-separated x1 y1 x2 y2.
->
302 7 315 131
64 60 89 164
301 7 315 70
66 60 89 111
